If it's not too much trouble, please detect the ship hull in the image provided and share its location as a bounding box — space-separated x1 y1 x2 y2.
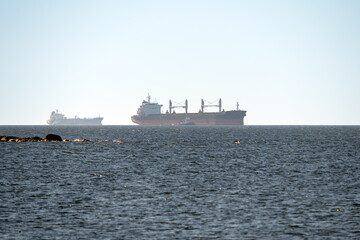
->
131 111 246 126
48 117 103 126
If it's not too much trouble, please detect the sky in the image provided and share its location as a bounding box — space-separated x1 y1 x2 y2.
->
0 0 359 125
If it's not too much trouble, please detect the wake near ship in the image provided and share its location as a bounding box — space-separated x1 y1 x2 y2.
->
131 96 246 126
47 110 103 125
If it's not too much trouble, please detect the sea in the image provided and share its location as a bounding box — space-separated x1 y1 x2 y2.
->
0 125 359 239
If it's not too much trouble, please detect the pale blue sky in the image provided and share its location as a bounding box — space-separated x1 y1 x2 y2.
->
1 0 359 125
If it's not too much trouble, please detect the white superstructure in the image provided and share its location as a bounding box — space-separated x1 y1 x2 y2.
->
136 95 163 116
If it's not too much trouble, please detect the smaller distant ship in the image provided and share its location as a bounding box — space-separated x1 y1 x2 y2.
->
178 117 195 126
47 110 103 125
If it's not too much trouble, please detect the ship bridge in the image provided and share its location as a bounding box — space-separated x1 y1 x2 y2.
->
137 95 163 116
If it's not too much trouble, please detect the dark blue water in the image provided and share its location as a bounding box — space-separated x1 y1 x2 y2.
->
1 126 359 239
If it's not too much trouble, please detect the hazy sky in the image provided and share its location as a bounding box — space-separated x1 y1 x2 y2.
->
1 0 359 125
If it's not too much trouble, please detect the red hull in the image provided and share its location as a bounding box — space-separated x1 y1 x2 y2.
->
131 111 246 126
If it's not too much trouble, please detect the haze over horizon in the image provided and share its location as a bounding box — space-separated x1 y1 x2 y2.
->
1 0 359 125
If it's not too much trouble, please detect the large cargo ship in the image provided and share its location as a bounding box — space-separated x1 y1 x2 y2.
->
47 110 103 125
131 96 246 126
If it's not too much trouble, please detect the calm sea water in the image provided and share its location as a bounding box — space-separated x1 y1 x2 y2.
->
1 126 359 239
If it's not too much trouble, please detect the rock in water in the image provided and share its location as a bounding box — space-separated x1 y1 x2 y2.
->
1 136 19 142
30 136 42 141
44 134 62 141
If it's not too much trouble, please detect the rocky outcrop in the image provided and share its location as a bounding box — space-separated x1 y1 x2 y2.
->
0 134 124 143
44 134 62 142
30 136 42 141
1 136 19 142
0 134 62 142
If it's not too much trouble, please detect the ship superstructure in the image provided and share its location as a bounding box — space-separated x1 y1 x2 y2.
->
131 96 246 126
135 95 163 116
47 110 103 125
